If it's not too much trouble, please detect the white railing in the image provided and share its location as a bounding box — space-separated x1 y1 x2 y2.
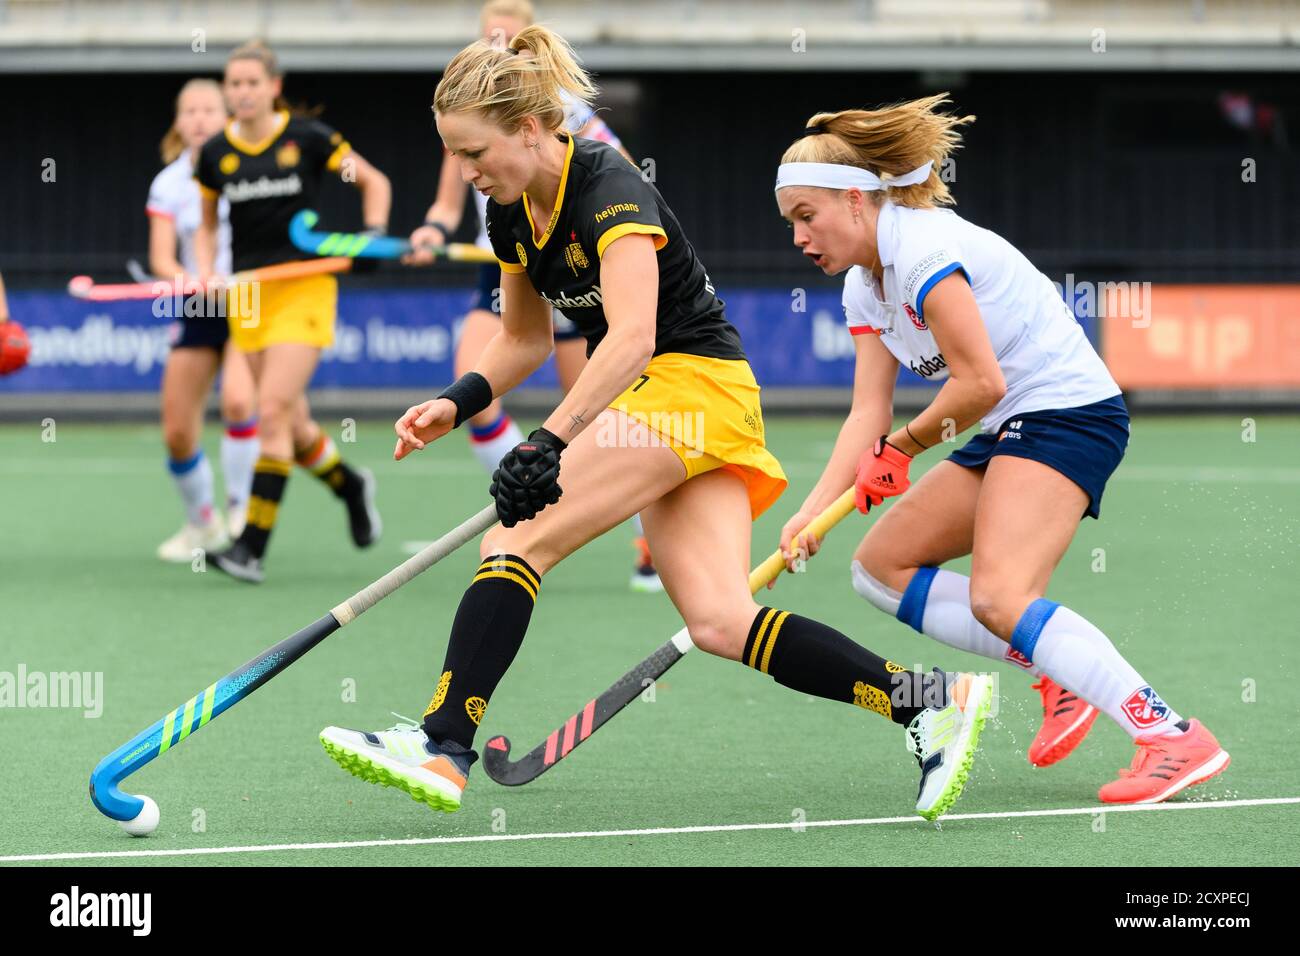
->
1 0 1295 70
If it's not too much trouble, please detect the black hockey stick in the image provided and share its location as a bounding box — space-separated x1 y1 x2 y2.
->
483 490 858 785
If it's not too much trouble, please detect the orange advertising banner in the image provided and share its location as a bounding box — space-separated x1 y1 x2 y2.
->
1103 285 1300 388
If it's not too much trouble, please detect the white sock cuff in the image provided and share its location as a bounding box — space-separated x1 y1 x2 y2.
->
850 560 902 616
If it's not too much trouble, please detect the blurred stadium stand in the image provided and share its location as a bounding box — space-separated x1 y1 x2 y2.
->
1 1 1298 70
0 1 1296 416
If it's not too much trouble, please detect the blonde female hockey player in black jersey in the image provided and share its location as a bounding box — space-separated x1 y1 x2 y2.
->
195 40 390 584
319 26 994 822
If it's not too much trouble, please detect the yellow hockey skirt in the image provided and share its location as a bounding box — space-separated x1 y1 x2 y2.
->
607 352 788 520
227 274 338 352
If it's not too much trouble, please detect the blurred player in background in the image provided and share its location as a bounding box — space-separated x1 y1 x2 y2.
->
773 95 1229 805
321 26 994 823
195 40 390 584
407 0 661 592
149 78 260 562
0 271 30 376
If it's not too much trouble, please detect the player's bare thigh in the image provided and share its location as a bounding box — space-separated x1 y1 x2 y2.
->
854 459 984 593
217 339 256 424
639 468 757 660
968 455 1089 640
160 347 220 459
480 409 686 573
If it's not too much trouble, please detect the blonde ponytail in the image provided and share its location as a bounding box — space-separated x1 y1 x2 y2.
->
434 24 596 135
782 93 974 207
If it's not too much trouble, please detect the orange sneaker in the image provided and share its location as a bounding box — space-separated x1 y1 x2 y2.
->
1027 677 1098 767
1098 719 1230 805
630 536 664 593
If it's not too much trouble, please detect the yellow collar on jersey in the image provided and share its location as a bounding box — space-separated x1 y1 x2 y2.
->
521 133 575 250
226 110 291 157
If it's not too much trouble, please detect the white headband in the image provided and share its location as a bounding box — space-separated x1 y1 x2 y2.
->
774 160 934 195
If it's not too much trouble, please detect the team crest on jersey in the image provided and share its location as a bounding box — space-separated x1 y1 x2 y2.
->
1121 686 1170 729
902 302 927 331
515 242 528 267
276 141 301 169
564 241 589 276
219 153 241 175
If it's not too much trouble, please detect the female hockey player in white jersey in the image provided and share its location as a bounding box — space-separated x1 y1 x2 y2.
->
772 94 1229 806
147 78 258 560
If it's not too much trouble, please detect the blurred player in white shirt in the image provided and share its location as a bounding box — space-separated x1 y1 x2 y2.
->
147 78 259 560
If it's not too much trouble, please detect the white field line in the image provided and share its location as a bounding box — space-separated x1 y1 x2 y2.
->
3 796 1297 864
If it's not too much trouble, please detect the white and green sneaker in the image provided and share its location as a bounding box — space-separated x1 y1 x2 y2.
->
906 669 995 822
320 717 473 813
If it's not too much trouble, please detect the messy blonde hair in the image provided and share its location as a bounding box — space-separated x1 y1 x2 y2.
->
781 94 974 208
433 24 596 136
159 78 224 163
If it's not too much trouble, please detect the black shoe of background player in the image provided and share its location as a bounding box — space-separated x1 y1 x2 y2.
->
343 467 382 548
210 540 265 584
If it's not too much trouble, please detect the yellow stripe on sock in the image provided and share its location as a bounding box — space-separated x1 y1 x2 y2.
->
478 559 540 592
255 457 293 477
310 448 341 476
246 496 278 529
471 570 537 602
748 608 778 670
760 611 790 675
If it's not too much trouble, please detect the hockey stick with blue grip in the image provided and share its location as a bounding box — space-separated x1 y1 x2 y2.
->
89 505 498 830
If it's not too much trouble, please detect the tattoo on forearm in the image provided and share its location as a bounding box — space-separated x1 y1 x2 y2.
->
568 410 587 433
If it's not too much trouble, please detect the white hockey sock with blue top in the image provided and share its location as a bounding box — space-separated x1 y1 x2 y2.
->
883 564 1042 674
1010 599 1183 740
468 412 523 475
221 417 259 512
168 449 214 526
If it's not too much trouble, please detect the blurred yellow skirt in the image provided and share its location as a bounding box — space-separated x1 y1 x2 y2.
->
227 274 337 352
607 352 788 519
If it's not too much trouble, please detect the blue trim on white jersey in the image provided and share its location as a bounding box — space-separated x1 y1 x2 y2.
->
914 262 968 319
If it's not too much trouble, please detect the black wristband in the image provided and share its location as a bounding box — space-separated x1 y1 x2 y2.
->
423 219 452 240
436 372 494 428
527 426 568 453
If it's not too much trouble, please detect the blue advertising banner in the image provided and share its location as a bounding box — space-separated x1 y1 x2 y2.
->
0 286 1098 394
